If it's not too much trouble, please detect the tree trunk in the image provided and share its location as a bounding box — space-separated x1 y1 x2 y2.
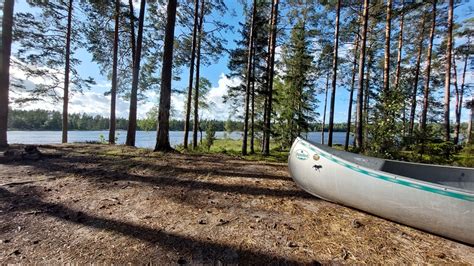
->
62 0 73 144
242 0 257 156
469 97 474 144
128 0 136 65
458 52 469 143
250 45 256 154
363 51 372 149
192 0 205 150
321 74 329 145
125 0 146 146
453 55 460 144
262 0 279 156
183 0 199 150
383 0 392 98
155 0 177 152
393 0 404 93
344 33 359 151
408 12 426 136
261 9 273 153
327 0 341 147
109 0 120 145
355 0 370 150
443 0 454 141
0 0 14 148
420 0 436 133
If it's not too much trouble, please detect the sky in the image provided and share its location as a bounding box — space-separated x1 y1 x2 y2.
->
9 0 474 123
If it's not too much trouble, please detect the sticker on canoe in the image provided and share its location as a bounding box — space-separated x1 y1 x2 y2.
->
295 149 309 160
313 154 320 161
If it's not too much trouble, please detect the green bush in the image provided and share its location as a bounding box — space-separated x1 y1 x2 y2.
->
204 122 216 151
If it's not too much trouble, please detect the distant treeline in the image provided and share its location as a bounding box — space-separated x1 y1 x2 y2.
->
8 109 349 132
7 109 242 131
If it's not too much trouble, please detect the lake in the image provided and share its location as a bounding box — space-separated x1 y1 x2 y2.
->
7 130 353 149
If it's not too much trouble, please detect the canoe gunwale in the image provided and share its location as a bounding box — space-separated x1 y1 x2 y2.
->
295 138 474 201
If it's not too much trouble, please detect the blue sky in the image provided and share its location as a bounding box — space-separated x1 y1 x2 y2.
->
10 0 474 123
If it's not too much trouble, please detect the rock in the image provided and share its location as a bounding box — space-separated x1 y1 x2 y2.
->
216 219 229 226
351 219 363 228
288 241 298 248
10 250 21 256
341 248 350 260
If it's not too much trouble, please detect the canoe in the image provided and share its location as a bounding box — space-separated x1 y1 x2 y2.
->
288 137 474 245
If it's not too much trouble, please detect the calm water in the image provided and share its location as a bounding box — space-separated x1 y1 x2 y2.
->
7 130 352 149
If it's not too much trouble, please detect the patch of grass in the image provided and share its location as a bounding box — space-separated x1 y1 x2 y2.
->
177 138 289 163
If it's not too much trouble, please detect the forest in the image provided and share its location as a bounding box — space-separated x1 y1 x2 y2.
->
0 0 473 158
7 109 350 133
1 1 474 263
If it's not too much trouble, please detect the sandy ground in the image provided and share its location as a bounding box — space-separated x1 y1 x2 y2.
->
0 144 472 264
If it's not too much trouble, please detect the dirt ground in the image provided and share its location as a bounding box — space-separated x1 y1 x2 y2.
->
0 144 472 264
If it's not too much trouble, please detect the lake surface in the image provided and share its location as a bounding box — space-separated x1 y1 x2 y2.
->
7 130 352 149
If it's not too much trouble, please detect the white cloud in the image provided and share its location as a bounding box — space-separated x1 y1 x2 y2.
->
200 73 240 120
10 63 239 121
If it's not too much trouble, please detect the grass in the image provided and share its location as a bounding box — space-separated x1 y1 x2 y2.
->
177 138 289 163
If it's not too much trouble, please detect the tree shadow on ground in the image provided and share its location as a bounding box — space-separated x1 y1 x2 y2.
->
0 186 316 264
1 149 315 200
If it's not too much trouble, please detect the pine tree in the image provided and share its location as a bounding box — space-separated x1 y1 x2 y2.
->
183 0 200 150
262 0 279 156
443 0 454 141
355 0 369 150
242 0 257 156
420 0 436 133
155 0 178 152
0 0 14 147
274 17 316 149
13 1 94 143
125 0 146 147
327 0 341 147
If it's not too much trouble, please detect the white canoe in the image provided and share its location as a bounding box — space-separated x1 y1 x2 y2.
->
288 137 474 244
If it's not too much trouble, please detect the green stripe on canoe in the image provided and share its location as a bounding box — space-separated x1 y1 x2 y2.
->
299 141 474 202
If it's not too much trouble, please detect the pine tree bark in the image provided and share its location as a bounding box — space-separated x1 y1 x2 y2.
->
380 0 392 150
183 0 200 150
262 0 279 156
453 55 460 144
192 0 205 150
443 0 454 141
457 52 469 143
327 0 341 147
355 0 369 150
128 0 136 65
109 0 120 145
250 45 256 154
393 0 404 94
126 0 146 146
363 51 372 148
382 0 392 96
242 0 257 156
420 0 436 133
469 98 474 144
0 0 14 148
155 0 177 152
321 74 329 145
344 33 359 151
62 0 73 144
408 12 426 136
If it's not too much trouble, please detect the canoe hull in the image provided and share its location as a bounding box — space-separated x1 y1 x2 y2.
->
288 137 474 245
